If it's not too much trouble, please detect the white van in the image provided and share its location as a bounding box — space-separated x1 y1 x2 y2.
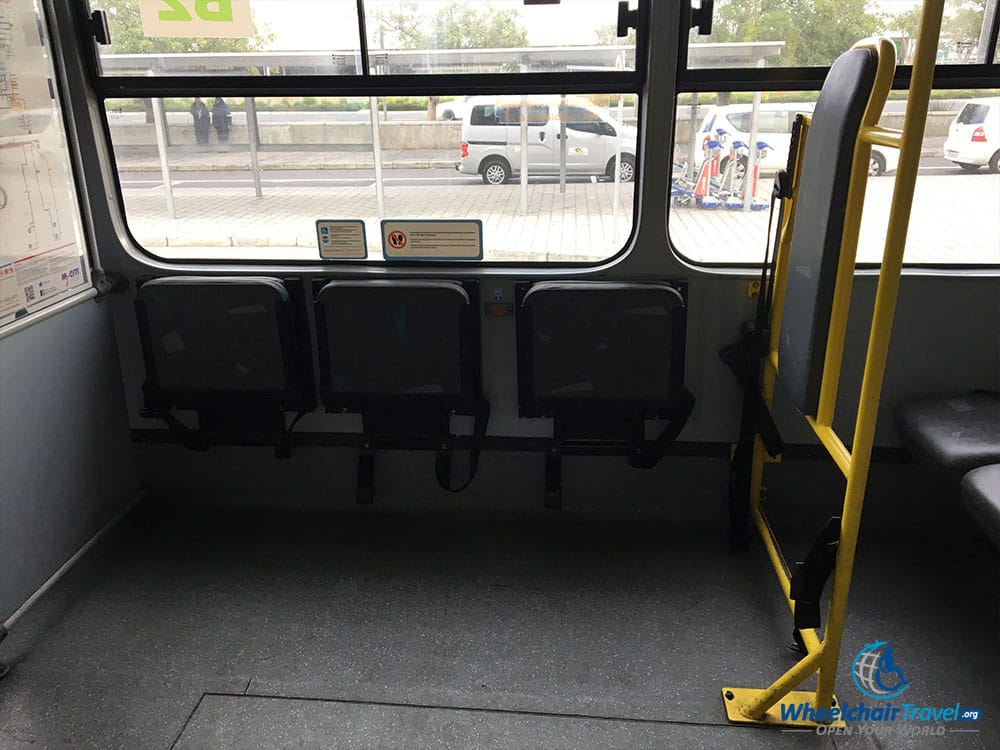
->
456 96 638 185
695 103 899 176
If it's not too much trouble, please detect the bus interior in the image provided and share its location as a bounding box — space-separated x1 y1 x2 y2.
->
0 1 998 748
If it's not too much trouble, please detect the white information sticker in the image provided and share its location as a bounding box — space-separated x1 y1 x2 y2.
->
1 0 90 329
381 220 483 261
316 220 367 260
139 0 254 39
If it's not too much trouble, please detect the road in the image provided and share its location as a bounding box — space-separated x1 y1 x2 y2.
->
106 110 434 125
121 167 474 190
105 106 641 126
118 157 983 190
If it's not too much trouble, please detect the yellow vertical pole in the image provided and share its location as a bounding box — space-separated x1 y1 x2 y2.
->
813 0 944 711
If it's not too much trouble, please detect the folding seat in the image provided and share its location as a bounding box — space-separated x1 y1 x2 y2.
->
314 280 487 500
516 280 694 507
135 276 315 456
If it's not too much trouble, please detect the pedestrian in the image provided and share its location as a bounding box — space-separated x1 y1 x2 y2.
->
190 97 210 145
212 97 232 143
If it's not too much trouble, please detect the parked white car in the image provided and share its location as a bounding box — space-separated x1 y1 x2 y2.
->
943 97 1000 173
437 96 472 121
456 96 637 184
694 103 899 176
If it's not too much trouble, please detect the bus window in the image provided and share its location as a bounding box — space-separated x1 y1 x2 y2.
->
668 89 999 266
669 1 999 267
104 93 638 263
90 1 641 264
94 0 632 77
686 0 996 69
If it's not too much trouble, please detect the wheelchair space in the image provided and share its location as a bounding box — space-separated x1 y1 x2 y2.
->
1 472 997 750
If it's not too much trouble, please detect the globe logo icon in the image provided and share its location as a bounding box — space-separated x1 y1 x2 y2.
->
852 641 910 700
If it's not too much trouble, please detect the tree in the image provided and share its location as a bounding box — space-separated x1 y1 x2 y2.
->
888 5 925 64
371 1 430 51
708 0 882 67
371 1 527 51
595 24 635 47
881 1 985 64
97 0 273 121
98 0 272 54
369 1 529 118
428 3 528 50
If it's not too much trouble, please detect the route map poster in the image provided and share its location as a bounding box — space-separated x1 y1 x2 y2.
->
0 0 89 329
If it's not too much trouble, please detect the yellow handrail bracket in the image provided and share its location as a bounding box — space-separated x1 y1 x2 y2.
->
722 0 945 728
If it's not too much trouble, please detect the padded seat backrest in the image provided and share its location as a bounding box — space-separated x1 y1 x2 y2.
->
517 281 687 414
314 280 480 411
778 47 879 416
135 276 313 410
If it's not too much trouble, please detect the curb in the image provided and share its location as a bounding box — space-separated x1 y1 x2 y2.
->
117 152 941 174
118 160 458 173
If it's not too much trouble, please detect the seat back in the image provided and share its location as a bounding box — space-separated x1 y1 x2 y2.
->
517 281 687 418
777 46 881 415
136 276 314 413
314 280 481 418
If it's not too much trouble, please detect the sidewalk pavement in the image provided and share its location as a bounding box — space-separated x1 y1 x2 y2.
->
116 148 458 172
114 135 996 266
119 170 998 265
114 138 950 172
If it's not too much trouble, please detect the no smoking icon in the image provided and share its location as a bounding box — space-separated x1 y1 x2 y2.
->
387 230 408 250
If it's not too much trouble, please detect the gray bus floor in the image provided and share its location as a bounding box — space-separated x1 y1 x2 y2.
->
0 496 997 749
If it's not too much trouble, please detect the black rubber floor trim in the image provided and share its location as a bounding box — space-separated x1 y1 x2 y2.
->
198 690 749 731
170 692 209 750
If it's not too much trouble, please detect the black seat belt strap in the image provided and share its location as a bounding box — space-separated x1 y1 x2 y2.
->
719 162 794 548
274 409 308 459
628 388 696 469
356 445 375 505
435 398 491 493
789 516 842 630
719 337 784 458
158 410 209 451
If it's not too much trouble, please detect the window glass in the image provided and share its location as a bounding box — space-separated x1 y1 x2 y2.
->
495 101 549 125
94 0 634 77
94 0 363 76
686 0 996 69
107 93 637 262
364 0 633 74
724 112 750 131
956 102 989 124
668 89 1000 266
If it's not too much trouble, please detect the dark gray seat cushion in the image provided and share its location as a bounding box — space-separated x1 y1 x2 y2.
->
777 47 878 416
894 393 1000 471
961 464 1000 547
137 276 291 396
314 280 477 408
518 281 686 408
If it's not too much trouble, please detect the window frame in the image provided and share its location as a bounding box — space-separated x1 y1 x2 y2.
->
76 0 650 268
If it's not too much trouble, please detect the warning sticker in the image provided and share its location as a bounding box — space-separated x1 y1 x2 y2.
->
380 220 483 261
316 220 367 259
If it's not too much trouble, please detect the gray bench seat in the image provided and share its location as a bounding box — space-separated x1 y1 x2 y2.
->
961 464 1000 548
894 392 1000 472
